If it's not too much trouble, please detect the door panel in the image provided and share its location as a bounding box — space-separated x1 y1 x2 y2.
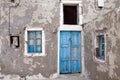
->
71 32 81 73
60 32 71 73
60 31 81 74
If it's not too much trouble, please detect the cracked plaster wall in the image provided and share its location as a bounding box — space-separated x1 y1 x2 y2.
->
83 0 120 23
0 0 59 79
83 7 120 80
0 0 120 80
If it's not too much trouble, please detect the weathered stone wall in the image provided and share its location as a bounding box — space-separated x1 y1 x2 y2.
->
83 0 120 80
83 0 120 23
0 0 120 80
84 8 120 80
0 0 59 79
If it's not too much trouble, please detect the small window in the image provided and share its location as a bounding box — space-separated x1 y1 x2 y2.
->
27 31 42 53
63 5 78 25
25 28 45 56
10 36 19 48
96 35 105 60
11 0 15 3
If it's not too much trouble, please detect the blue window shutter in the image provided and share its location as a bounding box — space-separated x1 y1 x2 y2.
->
99 35 105 59
36 31 42 53
28 45 34 53
28 31 35 53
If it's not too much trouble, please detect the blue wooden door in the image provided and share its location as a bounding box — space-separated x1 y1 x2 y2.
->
60 31 81 74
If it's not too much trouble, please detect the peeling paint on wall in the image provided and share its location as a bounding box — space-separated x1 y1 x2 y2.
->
0 0 120 80
0 73 20 80
49 73 58 79
23 58 33 65
108 51 118 78
0 37 2 54
26 73 47 80
97 63 108 72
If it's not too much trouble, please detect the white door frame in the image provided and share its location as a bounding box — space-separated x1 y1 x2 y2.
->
57 0 84 75
57 26 84 75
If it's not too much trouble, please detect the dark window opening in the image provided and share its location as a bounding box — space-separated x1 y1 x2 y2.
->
10 36 19 48
11 0 15 3
63 5 78 25
96 35 105 60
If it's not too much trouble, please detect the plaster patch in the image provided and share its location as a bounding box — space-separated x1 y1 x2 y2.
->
97 63 108 72
108 31 116 47
41 65 45 68
0 73 20 80
31 64 37 68
13 59 17 68
28 64 37 71
31 0 56 24
26 73 47 80
35 62 41 65
0 67 1 71
0 37 2 54
23 58 33 65
49 73 58 79
28 67 34 71
108 51 118 78
82 70 91 80
50 42 54 48
10 6 28 20
1 7 9 23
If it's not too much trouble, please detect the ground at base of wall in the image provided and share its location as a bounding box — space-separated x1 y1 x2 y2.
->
45 75 86 80
0 74 87 80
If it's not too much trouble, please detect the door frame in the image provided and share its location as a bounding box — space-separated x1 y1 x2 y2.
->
57 26 85 75
58 0 84 76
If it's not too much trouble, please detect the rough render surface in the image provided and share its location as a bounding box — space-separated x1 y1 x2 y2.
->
84 8 120 80
0 0 120 80
83 0 120 80
0 0 59 79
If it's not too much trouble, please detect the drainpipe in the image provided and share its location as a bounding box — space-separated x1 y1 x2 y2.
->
8 0 20 48
8 0 20 36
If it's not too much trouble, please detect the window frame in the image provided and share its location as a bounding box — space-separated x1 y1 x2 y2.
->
60 1 82 27
11 0 15 3
63 5 78 25
96 35 105 59
58 0 84 75
24 28 45 56
94 33 107 62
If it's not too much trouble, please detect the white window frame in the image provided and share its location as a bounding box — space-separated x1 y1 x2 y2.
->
24 27 45 56
58 0 85 76
60 0 82 27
